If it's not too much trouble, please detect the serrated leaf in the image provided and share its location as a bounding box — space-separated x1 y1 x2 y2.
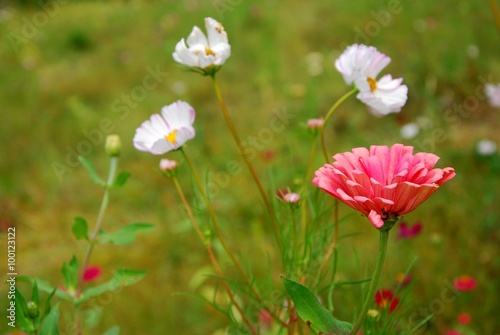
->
78 156 105 186
112 171 131 188
61 256 79 293
40 303 60 335
79 269 146 304
71 216 89 240
97 223 154 245
283 277 352 335
103 326 120 335
15 289 36 332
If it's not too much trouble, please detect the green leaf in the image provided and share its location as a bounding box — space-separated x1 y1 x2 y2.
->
40 303 60 335
15 289 36 333
79 269 146 303
42 288 57 320
97 223 154 245
71 216 89 240
18 276 73 302
103 326 120 335
283 277 352 335
79 156 105 186
32 280 40 306
61 256 79 293
112 171 131 188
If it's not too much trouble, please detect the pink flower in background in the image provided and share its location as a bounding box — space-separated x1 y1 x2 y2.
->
313 144 455 229
397 221 422 239
395 272 411 287
335 44 391 85
454 275 477 291
307 118 324 130
485 83 500 107
159 159 179 172
355 74 408 116
457 312 472 325
283 192 301 204
173 17 231 70
133 100 196 154
83 265 102 283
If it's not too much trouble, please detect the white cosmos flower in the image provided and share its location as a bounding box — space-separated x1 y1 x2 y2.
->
476 139 497 156
485 83 500 107
173 17 231 71
355 74 408 116
133 100 195 155
335 44 391 85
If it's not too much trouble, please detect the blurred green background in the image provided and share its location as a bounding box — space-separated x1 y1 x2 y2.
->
1 0 499 334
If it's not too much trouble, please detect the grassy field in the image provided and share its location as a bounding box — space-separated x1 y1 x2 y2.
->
1 0 499 334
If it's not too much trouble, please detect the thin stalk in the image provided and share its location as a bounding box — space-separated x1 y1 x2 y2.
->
171 175 258 335
179 148 287 326
75 156 118 334
489 0 500 35
212 75 282 251
350 229 390 335
320 88 357 162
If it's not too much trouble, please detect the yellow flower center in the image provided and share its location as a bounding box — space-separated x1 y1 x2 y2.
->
165 130 178 144
205 47 215 56
367 77 378 92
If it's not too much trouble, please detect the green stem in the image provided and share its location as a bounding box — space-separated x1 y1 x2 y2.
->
320 88 358 162
489 0 500 35
350 229 390 335
75 156 118 334
212 75 282 251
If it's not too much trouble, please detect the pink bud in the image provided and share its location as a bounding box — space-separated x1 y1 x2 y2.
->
160 159 179 172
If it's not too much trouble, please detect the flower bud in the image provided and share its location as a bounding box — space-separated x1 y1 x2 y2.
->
105 134 121 157
27 301 39 319
307 118 324 135
159 159 179 177
283 192 300 205
367 309 379 318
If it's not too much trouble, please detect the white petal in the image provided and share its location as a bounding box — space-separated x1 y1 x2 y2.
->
173 39 198 67
205 17 228 46
160 101 195 130
186 26 208 47
211 43 231 65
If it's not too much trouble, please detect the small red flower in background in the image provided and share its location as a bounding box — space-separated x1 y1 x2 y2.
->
454 275 477 291
83 265 102 283
261 150 276 162
457 312 472 325
374 289 399 312
259 309 273 329
397 221 422 239
276 188 289 200
395 272 411 287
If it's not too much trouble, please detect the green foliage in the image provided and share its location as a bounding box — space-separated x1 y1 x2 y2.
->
283 277 352 335
72 216 89 240
40 304 61 335
112 171 131 188
103 326 120 335
80 269 147 303
61 256 79 294
98 223 155 245
15 282 58 334
78 156 105 186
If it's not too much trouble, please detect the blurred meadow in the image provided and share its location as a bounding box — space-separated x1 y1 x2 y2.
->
1 0 500 334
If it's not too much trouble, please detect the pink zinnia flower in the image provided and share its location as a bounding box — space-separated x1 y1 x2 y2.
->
83 265 102 283
454 275 477 291
397 221 422 239
374 289 399 312
313 144 455 229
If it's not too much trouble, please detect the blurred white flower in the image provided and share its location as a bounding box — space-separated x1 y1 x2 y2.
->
173 17 231 72
485 83 500 107
466 44 479 59
305 52 324 76
335 44 391 85
133 100 195 155
400 122 420 139
476 139 497 156
355 74 408 116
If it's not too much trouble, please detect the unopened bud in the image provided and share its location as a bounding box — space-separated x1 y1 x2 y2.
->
27 301 39 319
307 118 324 135
160 159 179 177
105 134 121 157
283 192 300 205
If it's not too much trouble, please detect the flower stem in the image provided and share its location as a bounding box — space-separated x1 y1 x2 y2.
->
75 156 118 334
179 148 288 326
350 229 390 335
489 0 500 35
320 88 357 163
211 75 282 251
171 175 258 335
